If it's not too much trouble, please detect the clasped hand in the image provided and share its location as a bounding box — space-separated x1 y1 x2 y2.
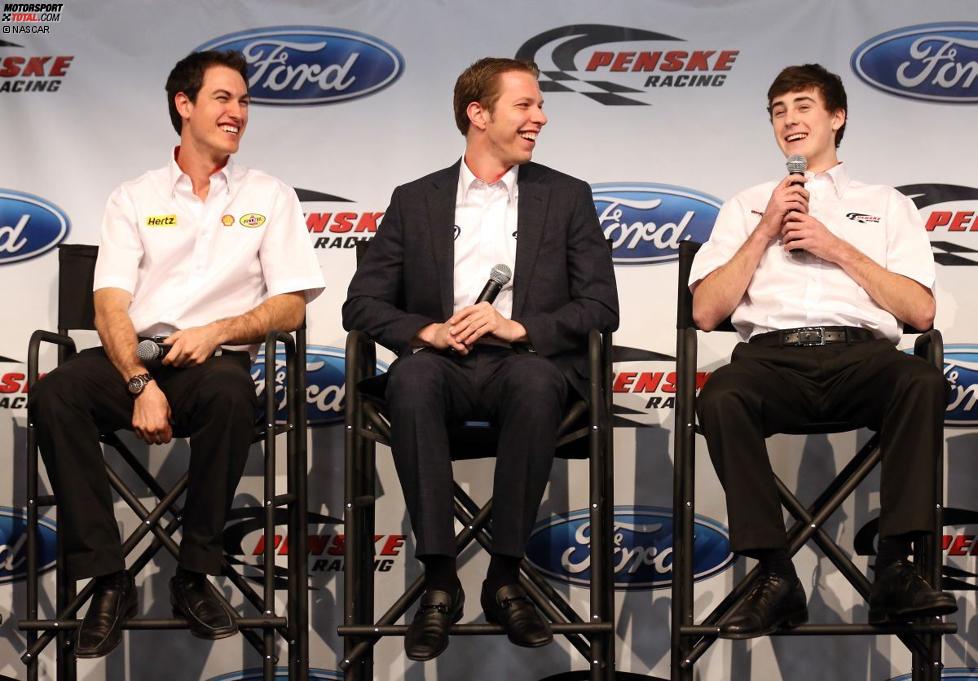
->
761 175 843 262
420 303 526 355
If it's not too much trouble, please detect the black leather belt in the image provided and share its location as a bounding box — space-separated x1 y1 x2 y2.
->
749 326 876 347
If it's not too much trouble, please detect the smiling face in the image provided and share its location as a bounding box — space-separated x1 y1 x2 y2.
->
175 64 250 161
769 86 845 172
466 69 547 176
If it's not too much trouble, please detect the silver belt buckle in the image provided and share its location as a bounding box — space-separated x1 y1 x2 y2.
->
796 327 825 346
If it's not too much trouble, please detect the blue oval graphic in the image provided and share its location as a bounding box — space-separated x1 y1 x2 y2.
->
942 344 978 427
890 670 978 681
252 345 388 427
852 23 978 103
208 669 341 681
0 506 58 584
525 505 733 590
591 183 721 265
0 190 70 265
197 26 404 105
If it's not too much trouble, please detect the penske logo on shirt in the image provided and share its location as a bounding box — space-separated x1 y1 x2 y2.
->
144 214 177 227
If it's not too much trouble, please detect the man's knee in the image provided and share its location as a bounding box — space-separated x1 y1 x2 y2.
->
195 360 256 414
899 359 949 404
28 368 79 420
697 368 751 420
503 357 566 408
386 351 449 403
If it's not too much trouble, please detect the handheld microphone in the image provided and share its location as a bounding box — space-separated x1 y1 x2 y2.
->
785 154 809 256
136 338 170 364
475 264 512 305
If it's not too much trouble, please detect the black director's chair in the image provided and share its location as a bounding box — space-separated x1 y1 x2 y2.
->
670 240 956 681
20 244 310 681
337 241 617 681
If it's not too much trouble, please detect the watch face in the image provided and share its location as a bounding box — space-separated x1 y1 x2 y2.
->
127 375 147 395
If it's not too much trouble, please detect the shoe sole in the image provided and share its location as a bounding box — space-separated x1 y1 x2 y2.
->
405 606 465 662
869 600 958 624
719 607 809 640
75 595 138 659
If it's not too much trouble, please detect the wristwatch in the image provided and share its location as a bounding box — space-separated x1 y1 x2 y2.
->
127 373 153 397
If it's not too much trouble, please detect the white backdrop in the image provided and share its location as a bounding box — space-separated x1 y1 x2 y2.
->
1 1 977 679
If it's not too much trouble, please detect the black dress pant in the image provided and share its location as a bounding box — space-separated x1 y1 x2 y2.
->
697 338 946 554
28 347 257 579
384 345 569 559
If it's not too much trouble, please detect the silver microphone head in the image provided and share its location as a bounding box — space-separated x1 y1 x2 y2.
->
136 339 161 362
786 154 808 175
489 264 512 286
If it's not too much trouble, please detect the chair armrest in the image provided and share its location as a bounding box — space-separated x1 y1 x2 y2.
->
345 330 378 385
262 330 297 427
27 330 76 388
913 328 944 369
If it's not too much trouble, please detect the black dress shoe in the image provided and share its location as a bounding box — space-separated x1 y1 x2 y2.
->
76 570 137 658
170 570 238 640
405 588 464 661
869 558 957 623
721 572 808 639
481 581 553 648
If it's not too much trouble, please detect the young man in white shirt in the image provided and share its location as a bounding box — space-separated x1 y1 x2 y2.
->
343 57 618 661
689 63 956 639
29 50 324 658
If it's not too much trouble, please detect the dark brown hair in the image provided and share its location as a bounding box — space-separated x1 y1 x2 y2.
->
767 63 848 147
453 57 540 136
165 50 248 135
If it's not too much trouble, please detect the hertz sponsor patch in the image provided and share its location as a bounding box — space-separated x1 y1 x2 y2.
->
144 214 177 227
221 214 235 226
239 213 266 228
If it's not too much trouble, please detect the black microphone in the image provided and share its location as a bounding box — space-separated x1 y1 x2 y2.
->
475 264 512 305
785 154 809 256
136 338 170 364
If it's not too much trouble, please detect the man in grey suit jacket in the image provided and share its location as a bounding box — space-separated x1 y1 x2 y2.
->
343 57 618 662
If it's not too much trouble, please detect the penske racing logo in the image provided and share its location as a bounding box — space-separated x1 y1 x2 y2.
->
196 26 404 105
298 187 383 249
525 506 733 590
898 183 978 266
592 183 720 264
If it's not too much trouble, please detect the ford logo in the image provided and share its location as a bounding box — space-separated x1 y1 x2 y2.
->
591 183 721 265
0 506 58 584
196 26 404 105
942 344 978 426
851 23 978 103
207 669 341 681
890 670 978 681
525 506 733 590
252 345 388 427
0 190 70 265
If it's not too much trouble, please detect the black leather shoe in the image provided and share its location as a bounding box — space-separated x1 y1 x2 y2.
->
869 558 957 623
170 570 238 640
405 588 464 661
76 570 137 658
481 581 553 648
721 572 808 639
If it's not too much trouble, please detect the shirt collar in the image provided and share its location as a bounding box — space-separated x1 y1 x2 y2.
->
807 161 849 199
457 158 519 204
168 146 235 197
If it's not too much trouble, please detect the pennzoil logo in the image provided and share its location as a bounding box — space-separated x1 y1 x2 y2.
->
239 213 266 228
144 214 177 227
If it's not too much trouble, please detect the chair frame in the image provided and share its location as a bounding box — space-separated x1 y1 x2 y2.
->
337 326 617 681
670 239 955 681
19 244 310 681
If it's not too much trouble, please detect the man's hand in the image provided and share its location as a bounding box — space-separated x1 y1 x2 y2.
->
782 211 846 262
162 324 224 367
759 175 809 239
448 302 528 347
131 381 172 444
414 322 470 354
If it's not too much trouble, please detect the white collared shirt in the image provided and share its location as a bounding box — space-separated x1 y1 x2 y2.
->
453 160 518 318
93 149 325 352
689 163 935 344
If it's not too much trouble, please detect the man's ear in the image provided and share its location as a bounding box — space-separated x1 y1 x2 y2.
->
830 107 846 132
467 100 488 132
174 92 193 124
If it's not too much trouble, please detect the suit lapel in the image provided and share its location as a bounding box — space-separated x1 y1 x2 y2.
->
425 161 460 319
513 163 549 318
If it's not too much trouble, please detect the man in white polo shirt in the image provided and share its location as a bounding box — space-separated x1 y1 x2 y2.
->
690 63 955 639
29 50 324 658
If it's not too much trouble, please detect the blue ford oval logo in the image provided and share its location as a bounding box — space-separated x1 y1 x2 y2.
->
207 668 341 681
253 345 388 427
942 344 978 426
197 26 404 105
0 190 70 265
525 505 733 590
591 183 721 265
851 23 978 103
0 506 58 584
890 669 978 681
